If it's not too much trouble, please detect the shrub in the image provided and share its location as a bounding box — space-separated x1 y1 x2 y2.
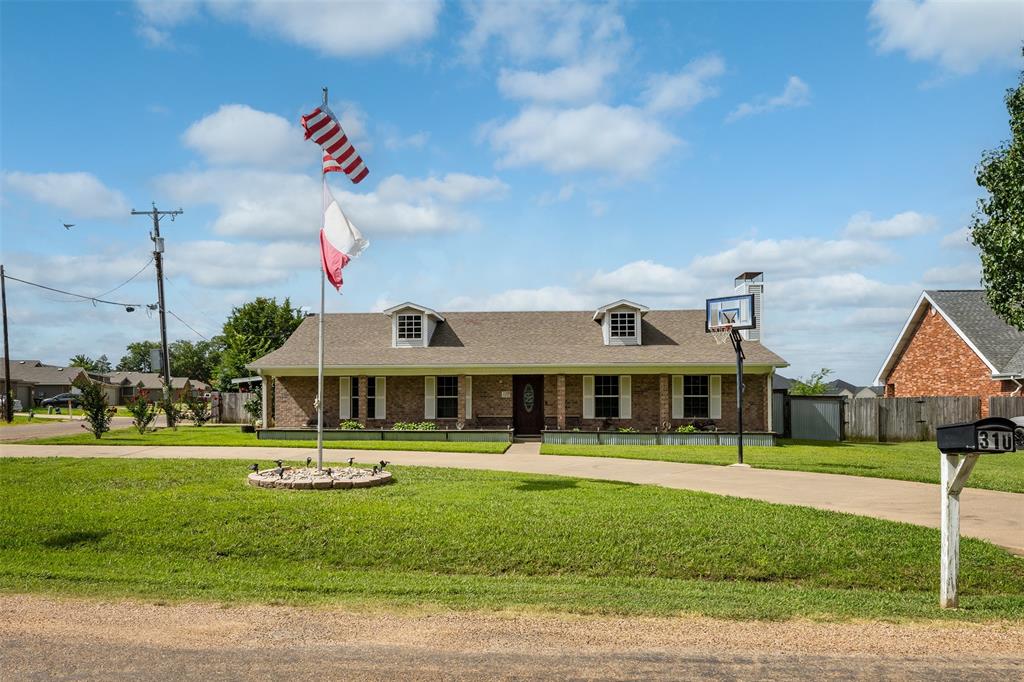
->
676 424 698 433
183 394 211 427
160 399 179 430
243 387 262 425
126 396 158 435
617 426 638 433
78 382 112 439
339 419 364 430
391 421 438 431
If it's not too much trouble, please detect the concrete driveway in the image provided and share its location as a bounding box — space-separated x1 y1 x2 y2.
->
3 441 1022 555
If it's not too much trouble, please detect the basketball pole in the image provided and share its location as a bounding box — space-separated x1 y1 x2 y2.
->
731 329 745 465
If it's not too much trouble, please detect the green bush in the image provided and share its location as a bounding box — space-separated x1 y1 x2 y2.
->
243 387 262 425
676 424 698 433
339 419 364 430
617 426 638 433
125 396 158 435
77 382 112 439
391 421 438 431
183 394 211 427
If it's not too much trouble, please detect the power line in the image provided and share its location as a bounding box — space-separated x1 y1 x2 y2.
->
168 310 210 341
3 273 142 309
91 258 153 299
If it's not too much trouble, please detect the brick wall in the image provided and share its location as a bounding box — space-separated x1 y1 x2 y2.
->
272 371 770 432
885 305 1010 416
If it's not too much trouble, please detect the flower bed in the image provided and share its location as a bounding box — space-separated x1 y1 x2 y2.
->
542 431 776 447
258 428 512 443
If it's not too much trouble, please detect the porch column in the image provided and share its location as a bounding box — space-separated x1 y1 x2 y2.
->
358 375 368 422
457 375 467 424
556 374 566 429
261 374 270 428
659 374 670 429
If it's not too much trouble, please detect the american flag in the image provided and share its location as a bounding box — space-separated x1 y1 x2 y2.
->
301 106 369 184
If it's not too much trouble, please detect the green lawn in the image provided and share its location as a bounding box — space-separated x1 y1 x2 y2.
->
0 416 66 427
23 425 510 454
541 440 1024 494
25 406 133 417
1 457 1022 621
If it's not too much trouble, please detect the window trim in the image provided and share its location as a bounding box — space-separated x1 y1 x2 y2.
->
609 311 637 338
397 314 423 340
594 375 620 419
435 375 458 419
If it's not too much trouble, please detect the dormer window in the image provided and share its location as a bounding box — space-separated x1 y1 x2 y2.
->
397 314 422 340
593 299 649 346
609 312 636 339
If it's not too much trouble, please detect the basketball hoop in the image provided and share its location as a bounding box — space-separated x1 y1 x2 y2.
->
709 324 734 345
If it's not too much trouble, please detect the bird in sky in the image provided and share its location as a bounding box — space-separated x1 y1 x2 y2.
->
62 223 75 230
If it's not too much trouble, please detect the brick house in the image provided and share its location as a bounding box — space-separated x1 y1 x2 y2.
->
875 290 1024 414
249 300 788 435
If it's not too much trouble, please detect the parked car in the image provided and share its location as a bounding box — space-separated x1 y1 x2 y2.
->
0 396 23 412
40 392 83 408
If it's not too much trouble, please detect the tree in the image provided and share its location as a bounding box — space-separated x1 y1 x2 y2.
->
790 368 833 396
117 341 160 372
214 297 304 390
69 354 112 373
169 338 223 384
125 395 158 435
77 380 112 439
970 53 1024 330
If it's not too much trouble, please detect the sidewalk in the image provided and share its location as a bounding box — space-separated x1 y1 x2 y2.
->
3 441 1022 555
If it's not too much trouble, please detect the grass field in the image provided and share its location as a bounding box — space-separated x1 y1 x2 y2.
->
1 457 1022 621
23 425 510 454
0 416 66 427
541 440 1024 494
21 406 133 418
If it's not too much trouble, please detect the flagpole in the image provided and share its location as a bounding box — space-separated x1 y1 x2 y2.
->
316 86 328 472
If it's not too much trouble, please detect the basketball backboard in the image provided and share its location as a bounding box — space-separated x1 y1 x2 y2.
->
705 294 756 332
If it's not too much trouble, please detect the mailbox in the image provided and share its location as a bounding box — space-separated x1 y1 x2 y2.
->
937 417 1017 455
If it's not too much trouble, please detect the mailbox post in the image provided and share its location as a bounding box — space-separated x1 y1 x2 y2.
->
935 417 1016 608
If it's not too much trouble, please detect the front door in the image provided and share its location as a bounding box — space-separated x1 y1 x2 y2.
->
513 375 544 435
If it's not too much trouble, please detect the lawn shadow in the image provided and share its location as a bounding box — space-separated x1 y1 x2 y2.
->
515 479 579 492
41 529 109 549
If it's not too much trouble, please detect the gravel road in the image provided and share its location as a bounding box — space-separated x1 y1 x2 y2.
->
2 594 1021 680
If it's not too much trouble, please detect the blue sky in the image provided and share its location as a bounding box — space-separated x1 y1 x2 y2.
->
1 1 1021 384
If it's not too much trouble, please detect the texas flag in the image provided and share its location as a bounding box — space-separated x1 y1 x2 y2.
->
320 182 368 290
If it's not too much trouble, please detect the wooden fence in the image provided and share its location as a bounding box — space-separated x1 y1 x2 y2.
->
988 396 1024 419
212 392 252 424
846 397 980 442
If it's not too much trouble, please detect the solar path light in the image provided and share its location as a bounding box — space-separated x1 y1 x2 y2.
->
935 417 1016 608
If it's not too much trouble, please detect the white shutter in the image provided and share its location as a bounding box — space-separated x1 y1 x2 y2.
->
424 376 436 419
619 375 631 419
465 376 473 420
583 375 595 419
709 375 722 419
339 377 351 419
672 375 683 419
375 377 386 420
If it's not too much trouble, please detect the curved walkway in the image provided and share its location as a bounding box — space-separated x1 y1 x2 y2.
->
2 442 1022 555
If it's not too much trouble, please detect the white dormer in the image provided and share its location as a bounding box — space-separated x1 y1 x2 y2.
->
383 302 445 348
593 300 649 346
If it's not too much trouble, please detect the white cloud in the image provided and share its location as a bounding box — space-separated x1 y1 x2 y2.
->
2 171 130 219
772 273 918 309
182 104 309 168
869 0 1024 74
589 260 698 296
376 173 508 203
843 210 938 239
643 55 726 114
921 262 981 288
536 183 575 205
446 286 598 311
940 226 975 250
486 104 680 176
9 249 155 289
726 76 811 122
461 1 627 64
155 169 497 238
498 60 615 103
170 240 317 287
135 0 440 56
690 237 890 279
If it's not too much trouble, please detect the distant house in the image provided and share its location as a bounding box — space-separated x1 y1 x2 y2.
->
773 374 879 399
104 372 191 404
0 360 97 405
876 290 1024 415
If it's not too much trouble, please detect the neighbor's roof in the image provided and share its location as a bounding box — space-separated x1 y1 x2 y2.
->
0 359 87 385
876 290 1024 383
249 309 788 370
105 371 190 389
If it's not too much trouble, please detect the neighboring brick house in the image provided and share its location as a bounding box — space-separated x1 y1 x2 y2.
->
104 372 192 404
248 300 788 435
0 359 99 405
875 290 1024 415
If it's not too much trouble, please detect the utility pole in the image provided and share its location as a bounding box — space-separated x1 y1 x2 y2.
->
1 265 12 423
131 203 182 427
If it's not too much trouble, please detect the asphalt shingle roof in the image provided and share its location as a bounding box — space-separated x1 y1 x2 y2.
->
0 360 88 386
249 310 788 370
927 290 1024 374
